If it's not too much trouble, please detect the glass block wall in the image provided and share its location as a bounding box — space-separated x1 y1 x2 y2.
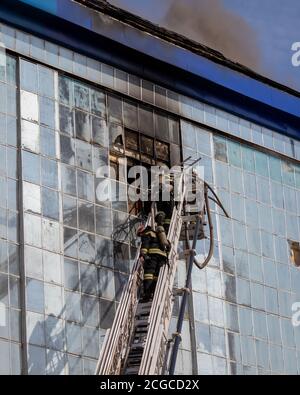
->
181 120 300 375
17 57 181 374
0 52 21 375
0 21 299 375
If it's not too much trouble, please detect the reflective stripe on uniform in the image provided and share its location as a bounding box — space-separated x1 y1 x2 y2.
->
141 248 148 254
164 219 171 224
144 274 154 280
148 248 167 257
144 230 156 237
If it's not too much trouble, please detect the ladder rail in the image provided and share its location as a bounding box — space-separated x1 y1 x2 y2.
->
139 215 182 374
139 174 187 374
96 262 140 374
95 327 110 374
96 214 151 375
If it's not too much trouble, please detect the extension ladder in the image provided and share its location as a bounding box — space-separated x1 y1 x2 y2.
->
95 166 204 375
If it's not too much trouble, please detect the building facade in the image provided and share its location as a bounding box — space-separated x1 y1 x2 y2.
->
0 0 299 375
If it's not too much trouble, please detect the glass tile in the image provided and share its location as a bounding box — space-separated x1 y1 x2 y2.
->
214 136 228 163
123 100 138 131
59 105 74 136
40 127 56 158
91 89 106 118
81 294 99 327
76 140 92 171
75 110 91 142
91 116 108 148
63 195 77 228
95 205 112 238
59 76 73 106
60 135 75 165
228 141 242 168
27 345 46 375
62 165 77 197
42 188 59 221
64 227 78 259
26 278 44 313
45 316 65 351
38 65 54 98
41 158 58 189
77 170 94 202
66 322 82 354
20 60 37 93
64 258 79 291
95 236 113 268
78 232 95 263
74 82 89 111
99 298 115 329
44 283 63 317
78 201 95 233
107 94 122 125
39 97 55 129
65 290 81 323
138 106 154 136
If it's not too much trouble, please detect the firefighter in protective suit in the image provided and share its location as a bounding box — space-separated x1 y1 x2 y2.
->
137 224 168 303
156 173 175 235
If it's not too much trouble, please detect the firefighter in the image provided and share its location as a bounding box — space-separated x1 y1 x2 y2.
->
155 173 175 235
155 211 171 252
137 224 168 303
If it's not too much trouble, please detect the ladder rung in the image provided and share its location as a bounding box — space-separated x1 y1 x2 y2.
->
134 320 149 326
136 302 152 311
130 343 145 350
124 368 140 375
181 214 201 222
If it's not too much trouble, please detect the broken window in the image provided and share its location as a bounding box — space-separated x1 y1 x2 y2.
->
141 135 154 157
154 112 169 141
109 123 124 153
155 140 169 162
289 240 300 267
125 130 138 152
125 130 139 160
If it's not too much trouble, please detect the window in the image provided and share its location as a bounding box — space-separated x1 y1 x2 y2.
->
289 240 300 267
141 135 153 157
155 140 169 162
125 130 138 152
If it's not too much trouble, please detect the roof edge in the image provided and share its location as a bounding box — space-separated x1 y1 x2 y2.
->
75 0 300 99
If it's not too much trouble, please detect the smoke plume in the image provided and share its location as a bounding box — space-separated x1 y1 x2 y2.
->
164 0 261 70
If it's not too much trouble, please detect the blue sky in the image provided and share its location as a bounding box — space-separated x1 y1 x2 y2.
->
110 0 300 92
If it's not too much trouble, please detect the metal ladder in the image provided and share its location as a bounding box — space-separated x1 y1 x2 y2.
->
95 165 204 375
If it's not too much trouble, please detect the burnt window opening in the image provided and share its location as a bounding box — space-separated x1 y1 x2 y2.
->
124 130 171 216
289 240 300 267
124 129 170 166
109 123 124 154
